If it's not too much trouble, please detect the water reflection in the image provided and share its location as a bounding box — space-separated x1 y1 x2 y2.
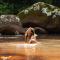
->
0 55 41 60
1 56 12 60
0 44 39 60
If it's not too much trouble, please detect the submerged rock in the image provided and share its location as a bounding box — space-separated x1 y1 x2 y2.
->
18 2 60 34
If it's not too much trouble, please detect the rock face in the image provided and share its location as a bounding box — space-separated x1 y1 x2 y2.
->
0 15 25 35
18 2 60 34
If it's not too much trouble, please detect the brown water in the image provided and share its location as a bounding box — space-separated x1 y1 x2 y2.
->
0 36 60 60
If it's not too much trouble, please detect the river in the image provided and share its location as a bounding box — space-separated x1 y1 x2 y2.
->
0 35 60 60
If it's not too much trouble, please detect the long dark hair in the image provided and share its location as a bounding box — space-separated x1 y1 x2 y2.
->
31 28 35 35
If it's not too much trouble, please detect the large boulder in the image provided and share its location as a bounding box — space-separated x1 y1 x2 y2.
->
0 15 25 35
18 2 60 34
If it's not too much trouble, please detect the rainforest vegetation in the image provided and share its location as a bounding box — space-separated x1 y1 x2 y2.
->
0 0 59 14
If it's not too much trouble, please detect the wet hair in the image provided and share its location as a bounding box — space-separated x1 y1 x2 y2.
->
31 29 35 35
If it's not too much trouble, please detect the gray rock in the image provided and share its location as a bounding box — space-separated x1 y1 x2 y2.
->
0 15 25 35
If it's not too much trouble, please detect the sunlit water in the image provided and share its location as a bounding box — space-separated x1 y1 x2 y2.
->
1 56 12 60
0 42 38 60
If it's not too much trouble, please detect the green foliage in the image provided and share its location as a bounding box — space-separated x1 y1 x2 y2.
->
40 0 53 4
0 0 53 14
0 3 13 14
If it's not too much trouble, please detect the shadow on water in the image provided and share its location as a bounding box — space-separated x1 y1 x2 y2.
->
0 34 60 42
0 35 25 42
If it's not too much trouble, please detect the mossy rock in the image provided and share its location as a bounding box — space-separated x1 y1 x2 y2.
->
18 2 60 33
0 15 25 35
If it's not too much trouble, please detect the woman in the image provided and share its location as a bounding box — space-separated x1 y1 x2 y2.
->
25 27 35 42
29 33 38 43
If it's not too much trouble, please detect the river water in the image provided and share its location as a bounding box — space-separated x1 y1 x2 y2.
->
0 35 60 60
